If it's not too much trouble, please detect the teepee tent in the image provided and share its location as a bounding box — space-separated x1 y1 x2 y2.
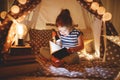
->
27 0 87 29
0 0 120 79
25 0 102 58
19 0 120 61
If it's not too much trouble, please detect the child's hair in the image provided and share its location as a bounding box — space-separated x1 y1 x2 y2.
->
56 9 73 27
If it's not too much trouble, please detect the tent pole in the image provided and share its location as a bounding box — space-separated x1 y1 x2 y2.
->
102 21 107 62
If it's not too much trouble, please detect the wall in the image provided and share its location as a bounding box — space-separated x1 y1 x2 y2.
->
102 0 120 34
0 0 6 11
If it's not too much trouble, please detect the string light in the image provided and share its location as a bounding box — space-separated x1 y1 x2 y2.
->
90 2 99 11
102 12 112 21
0 11 7 19
97 6 106 15
11 5 20 14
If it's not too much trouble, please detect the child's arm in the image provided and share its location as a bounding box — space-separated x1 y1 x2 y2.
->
68 34 84 53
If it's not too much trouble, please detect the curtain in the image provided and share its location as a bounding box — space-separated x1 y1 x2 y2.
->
102 0 120 34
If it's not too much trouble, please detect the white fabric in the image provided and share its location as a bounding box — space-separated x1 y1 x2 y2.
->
92 17 102 57
27 0 87 30
49 41 61 54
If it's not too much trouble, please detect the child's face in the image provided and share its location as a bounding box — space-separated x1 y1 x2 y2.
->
58 26 70 36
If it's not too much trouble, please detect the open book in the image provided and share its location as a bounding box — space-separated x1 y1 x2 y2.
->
49 41 62 54
49 41 70 59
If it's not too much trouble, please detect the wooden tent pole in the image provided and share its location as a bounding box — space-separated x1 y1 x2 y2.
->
102 21 107 62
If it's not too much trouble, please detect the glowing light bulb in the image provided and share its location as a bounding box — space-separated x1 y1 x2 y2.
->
102 12 112 21
0 11 7 19
90 2 99 11
97 6 106 15
11 5 20 14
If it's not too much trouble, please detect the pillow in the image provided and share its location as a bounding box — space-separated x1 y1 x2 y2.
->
40 47 51 60
29 29 52 54
105 39 120 66
84 39 95 54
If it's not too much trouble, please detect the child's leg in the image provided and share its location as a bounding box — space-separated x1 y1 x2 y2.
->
62 53 80 64
51 56 64 67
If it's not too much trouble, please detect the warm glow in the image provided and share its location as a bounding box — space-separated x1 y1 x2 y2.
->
16 23 27 39
11 5 20 14
97 6 106 15
102 12 112 21
18 0 27 4
78 39 100 60
78 50 94 60
17 15 26 22
0 11 7 19
90 2 99 11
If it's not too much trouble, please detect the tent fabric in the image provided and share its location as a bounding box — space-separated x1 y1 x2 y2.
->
28 0 87 29
100 21 119 62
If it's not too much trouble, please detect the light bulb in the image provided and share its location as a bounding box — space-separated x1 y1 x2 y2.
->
11 5 20 14
90 2 99 11
102 12 112 21
0 11 7 19
97 6 106 15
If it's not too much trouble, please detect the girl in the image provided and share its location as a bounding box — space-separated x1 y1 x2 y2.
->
51 9 84 66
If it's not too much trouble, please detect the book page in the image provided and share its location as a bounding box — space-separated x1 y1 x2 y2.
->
49 41 62 54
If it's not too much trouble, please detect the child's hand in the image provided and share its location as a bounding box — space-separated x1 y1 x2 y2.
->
51 56 60 63
56 39 61 47
67 48 73 54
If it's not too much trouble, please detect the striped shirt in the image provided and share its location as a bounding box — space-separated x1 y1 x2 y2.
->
60 29 82 49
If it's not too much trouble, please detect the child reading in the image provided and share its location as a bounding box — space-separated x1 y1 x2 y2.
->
51 9 84 66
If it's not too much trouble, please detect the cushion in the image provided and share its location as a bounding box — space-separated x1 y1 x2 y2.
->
40 47 51 60
105 39 120 66
80 28 95 54
29 29 52 54
84 40 95 54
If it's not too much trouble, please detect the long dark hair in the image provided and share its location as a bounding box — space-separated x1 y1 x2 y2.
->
56 9 73 27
